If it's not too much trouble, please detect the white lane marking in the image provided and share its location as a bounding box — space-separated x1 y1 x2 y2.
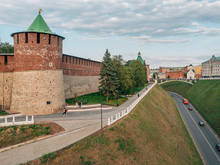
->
176 96 220 162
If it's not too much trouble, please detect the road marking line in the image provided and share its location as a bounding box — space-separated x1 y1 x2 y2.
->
176 96 220 162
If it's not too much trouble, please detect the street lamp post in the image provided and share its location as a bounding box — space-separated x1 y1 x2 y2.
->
98 86 103 131
116 90 119 107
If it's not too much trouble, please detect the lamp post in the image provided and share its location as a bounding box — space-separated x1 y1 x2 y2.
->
98 86 103 131
116 90 119 107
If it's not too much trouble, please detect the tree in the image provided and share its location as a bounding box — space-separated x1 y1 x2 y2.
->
168 75 170 79
112 55 124 69
99 49 119 101
0 42 14 53
118 65 134 93
129 60 146 87
143 60 147 83
184 73 187 78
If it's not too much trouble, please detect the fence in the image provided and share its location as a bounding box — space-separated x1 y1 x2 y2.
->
0 114 34 126
107 81 157 126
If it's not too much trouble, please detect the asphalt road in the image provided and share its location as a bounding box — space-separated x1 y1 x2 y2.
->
168 92 220 165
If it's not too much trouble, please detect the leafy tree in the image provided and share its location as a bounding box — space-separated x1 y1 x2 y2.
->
0 42 14 53
143 60 147 83
112 55 124 69
118 65 134 93
129 60 146 87
99 49 119 101
168 75 170 79
184 73 187 78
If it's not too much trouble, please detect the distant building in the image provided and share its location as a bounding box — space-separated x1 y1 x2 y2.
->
158 72 166 79
202 55 220 78
149 68 159 79
187 64 195 79
165 71 185 79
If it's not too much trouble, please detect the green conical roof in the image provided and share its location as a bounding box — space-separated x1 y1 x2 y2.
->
137 56 144 65
25 14 53 34
11 13 65 39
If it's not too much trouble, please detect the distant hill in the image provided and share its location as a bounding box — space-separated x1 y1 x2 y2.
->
161 80 220 136
28 84 202 164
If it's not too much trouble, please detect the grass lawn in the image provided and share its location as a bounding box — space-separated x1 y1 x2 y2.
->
26 84 202 165
160 81 192 96
0 110 9 116
0 122 65 149
65 85 148 106
66 92 128 106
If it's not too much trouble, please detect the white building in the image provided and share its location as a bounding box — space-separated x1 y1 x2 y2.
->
187 64 195 79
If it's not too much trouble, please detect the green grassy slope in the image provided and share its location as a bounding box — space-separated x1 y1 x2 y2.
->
29 84 202 165
160 81 192 95
184 80 220 134
161 80 220 135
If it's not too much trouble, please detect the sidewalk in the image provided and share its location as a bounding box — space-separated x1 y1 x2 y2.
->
0 82 155 165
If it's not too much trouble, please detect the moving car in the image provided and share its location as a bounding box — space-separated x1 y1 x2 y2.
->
199 121 204 126
216 144 220 151
188 107 192 110
183 98 188 104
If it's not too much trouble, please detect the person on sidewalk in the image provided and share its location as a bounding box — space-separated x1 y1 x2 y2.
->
63 107 68 117
79 101 82 108
138 93 139 98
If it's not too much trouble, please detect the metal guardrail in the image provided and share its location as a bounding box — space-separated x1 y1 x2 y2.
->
0 114 34 126
107 81 157 126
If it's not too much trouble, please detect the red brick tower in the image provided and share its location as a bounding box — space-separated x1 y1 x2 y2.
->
10 11 65 115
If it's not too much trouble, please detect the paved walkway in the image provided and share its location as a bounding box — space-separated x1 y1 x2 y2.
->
0 83 155 165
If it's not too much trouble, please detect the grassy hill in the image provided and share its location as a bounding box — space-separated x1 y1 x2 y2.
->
159 81 192 95
27 84 202 165
161 80 220 136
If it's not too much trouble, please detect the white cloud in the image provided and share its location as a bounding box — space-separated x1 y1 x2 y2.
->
82 37 109 41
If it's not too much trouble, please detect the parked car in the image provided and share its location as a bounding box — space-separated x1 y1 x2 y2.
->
188 107 192 110
199 121 204 126
216 144 220 151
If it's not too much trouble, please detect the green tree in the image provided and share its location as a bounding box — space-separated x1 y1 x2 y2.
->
0 42 14 53
184 73 187 78
112 55 124 69
118 65 134 93
143 60 147 83
99 49 119 101
129 60 146 87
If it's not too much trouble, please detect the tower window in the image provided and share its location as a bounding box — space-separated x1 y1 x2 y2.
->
25 33 28 43
17 34 19 44
49 34 51 44
47 101 51 105
4 56 8 65
37 33 40 43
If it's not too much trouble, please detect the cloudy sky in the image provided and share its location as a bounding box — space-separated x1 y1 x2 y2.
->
1 0 220 68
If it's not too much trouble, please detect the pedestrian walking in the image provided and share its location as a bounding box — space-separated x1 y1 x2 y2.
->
79 101 82 108
63 107 67 117
138 93 139 98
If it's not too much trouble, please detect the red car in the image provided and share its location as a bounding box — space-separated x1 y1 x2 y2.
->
188 107 192 110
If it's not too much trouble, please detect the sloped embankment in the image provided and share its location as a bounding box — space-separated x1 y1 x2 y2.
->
29 84 202 165
161 80 220 136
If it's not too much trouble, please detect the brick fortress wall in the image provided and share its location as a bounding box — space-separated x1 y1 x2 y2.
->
62 54 101 98
0 54 14 109
10 32 65 115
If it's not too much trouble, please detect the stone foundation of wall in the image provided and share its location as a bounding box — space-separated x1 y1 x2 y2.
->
10 70 65 115
0 72 13 110
63 75 100 98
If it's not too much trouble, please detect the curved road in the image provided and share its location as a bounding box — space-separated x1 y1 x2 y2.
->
168 92 220 165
